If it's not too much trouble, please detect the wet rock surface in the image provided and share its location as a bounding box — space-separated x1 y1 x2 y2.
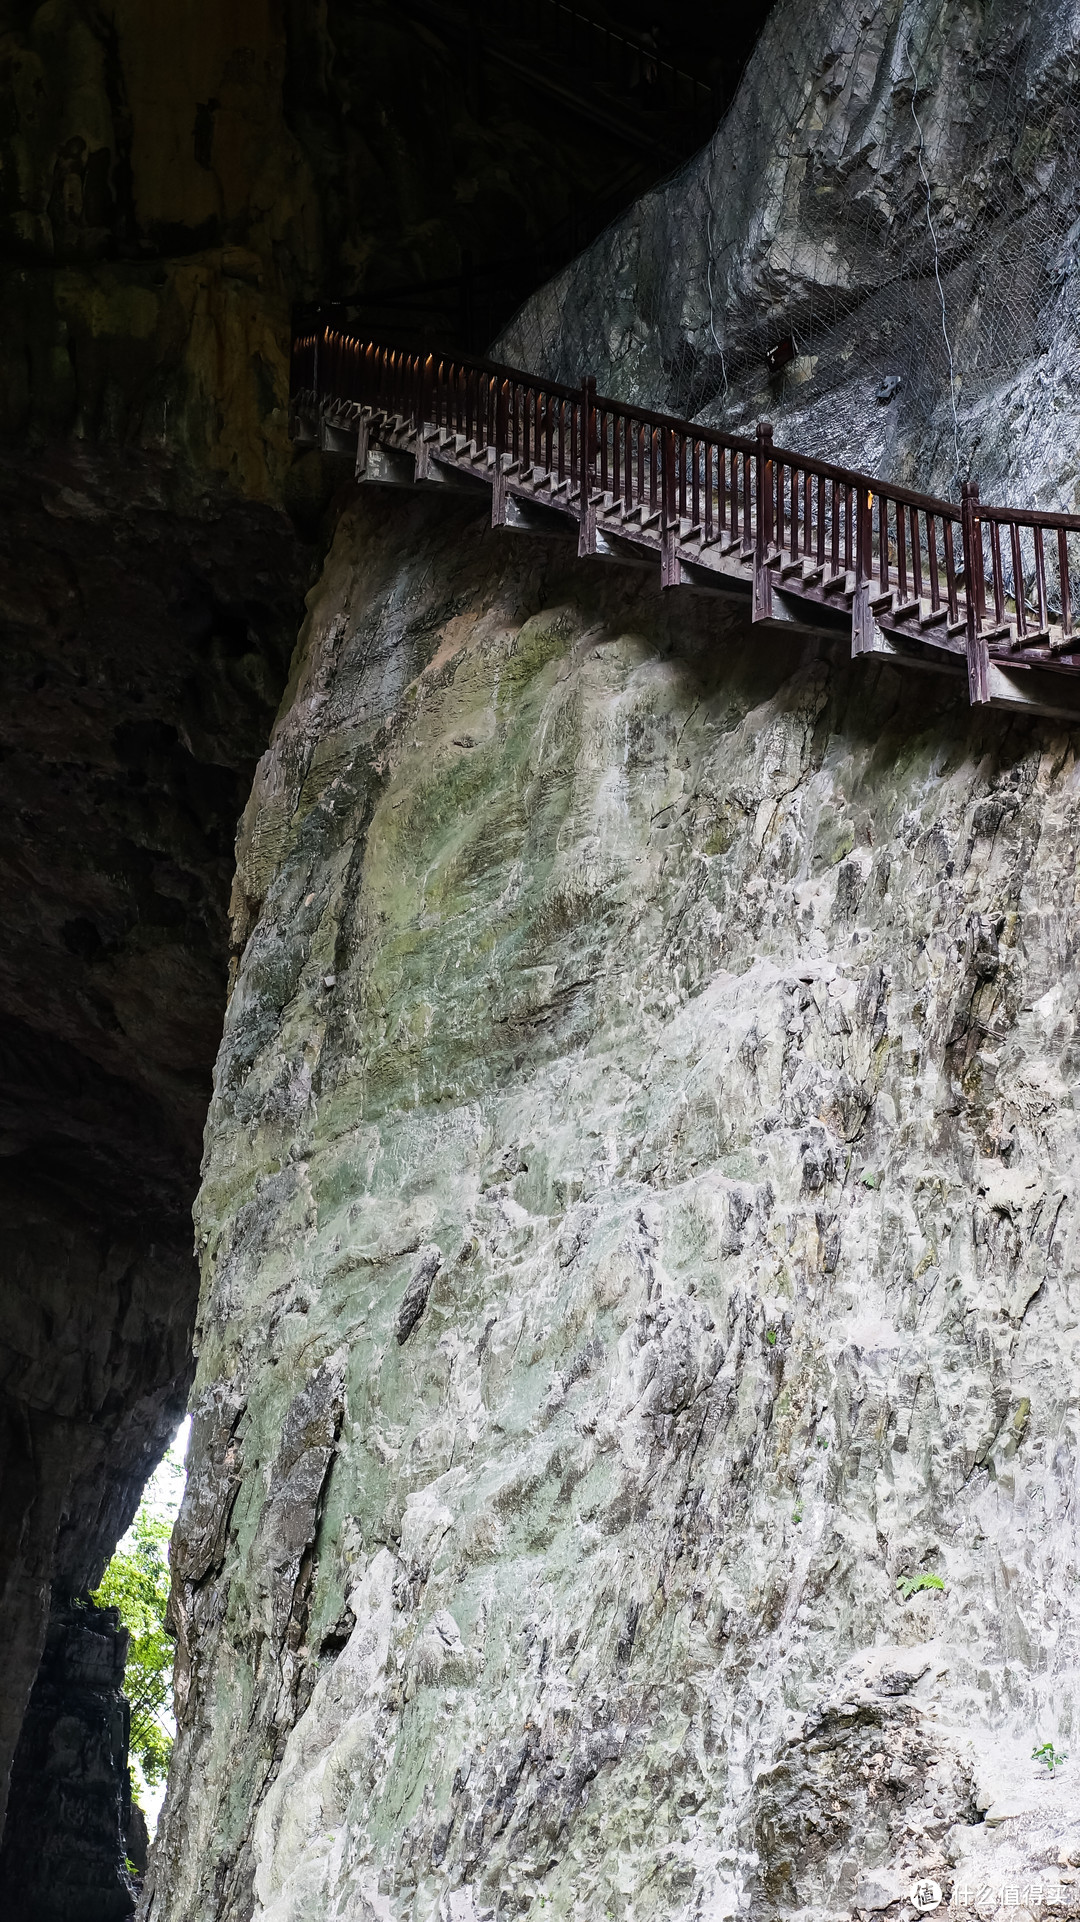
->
146 490 1080 1919
499 0 1080 508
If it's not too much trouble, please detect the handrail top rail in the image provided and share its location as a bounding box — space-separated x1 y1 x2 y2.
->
300 324 1080 532
978 500 1080 533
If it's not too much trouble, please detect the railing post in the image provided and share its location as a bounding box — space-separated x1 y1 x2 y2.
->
851 481 875 656
418 353 429 432
963 479 990 705
492 378 509 528
661 425 679 587
662 426 676 531
753 418 774 621
857 483 872 587
578 375 597 559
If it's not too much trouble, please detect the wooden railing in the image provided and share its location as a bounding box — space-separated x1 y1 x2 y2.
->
290 329 1080 697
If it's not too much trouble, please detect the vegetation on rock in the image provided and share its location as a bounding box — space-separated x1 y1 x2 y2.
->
91 1433 187 1802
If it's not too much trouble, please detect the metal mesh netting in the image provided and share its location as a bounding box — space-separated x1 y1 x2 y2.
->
496 0 1080 510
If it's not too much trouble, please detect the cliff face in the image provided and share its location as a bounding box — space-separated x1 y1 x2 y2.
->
1 0 728 1883
0 1601 143 1922
498 0 1080 508
148 486 1080 1921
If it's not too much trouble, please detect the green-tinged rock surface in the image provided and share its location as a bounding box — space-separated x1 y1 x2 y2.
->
147 489 1080 1920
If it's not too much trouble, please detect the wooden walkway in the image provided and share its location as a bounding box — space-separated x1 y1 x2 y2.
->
291 330 1080 722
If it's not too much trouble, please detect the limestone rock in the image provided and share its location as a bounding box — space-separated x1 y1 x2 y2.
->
146 490 1080 1919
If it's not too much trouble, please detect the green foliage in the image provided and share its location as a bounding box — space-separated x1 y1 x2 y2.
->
91 1508 174 1786
765 1328 778 1347
897 1571 945 1600
861 1171 879 1189
1033 1742 1067 1774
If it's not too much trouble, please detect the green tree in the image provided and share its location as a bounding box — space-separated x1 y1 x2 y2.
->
91 1505 174 1786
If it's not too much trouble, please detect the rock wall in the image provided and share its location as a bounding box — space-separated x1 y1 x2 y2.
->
0 440 305 1855
147 487 1080 1921
0 1600 142 1922
498 0 1080 508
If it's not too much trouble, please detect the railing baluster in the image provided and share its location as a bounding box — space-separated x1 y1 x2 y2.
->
878 494 889 592
857 485 871 594
944 518 958 622
830 480 840 575
910 508 922 604
743 451 752 550
927 514 940 611
691 438 700 531
1010 521 1026 636
1059 526 1072 641
641 426 653 518
663 427 675 529
896 498 907 599
1034 525 1048 629
990 520 1005 624
495 376 508 465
